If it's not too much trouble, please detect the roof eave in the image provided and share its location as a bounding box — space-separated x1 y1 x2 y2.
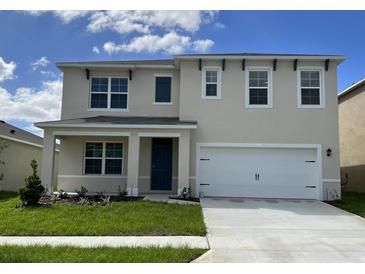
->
338 78 365 99
56 63 176 70
34 122 197 129
174 55 346 62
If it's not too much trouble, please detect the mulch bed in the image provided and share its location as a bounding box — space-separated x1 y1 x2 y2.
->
15 195 143 208
169 197 200 203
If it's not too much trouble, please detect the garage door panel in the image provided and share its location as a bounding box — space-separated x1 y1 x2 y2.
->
199 146 319 199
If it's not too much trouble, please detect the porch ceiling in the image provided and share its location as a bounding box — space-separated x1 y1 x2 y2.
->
34 116 198 129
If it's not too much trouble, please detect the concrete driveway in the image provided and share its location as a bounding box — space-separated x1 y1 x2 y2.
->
196 198 365 263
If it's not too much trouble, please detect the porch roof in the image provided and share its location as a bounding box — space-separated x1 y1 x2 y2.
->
34 116 198 129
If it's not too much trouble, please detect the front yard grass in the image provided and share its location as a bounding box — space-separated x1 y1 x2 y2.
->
328 192 365 218
0 245 206 263
0 191 206 236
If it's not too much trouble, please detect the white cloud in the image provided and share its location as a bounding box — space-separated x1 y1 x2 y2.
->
92 46 100 54
53 11 91 23
192 39 215 52
24 10 217 34
103 32 214 55
0 57 16 82
0 79 62 124
214 22 225 29
31 56 50 71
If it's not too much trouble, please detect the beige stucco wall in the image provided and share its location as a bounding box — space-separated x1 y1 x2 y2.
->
61 68 179 120
0 138 59 191
179 59 341 198
339 83 365 192
57 133 179 194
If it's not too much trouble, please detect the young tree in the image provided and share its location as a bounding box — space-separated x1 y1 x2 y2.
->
0 141 7 181
19 159 45 206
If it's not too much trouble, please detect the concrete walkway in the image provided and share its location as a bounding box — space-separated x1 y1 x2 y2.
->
195 197 365 263
0 236 209 249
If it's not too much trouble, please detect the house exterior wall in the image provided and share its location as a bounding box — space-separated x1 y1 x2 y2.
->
179 59 341 199
339 83 365 192
0 138 59 191
57 131 179 194
61 68 179 120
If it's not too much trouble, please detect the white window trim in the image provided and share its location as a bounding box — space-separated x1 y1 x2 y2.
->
83 141 124 176
245 66 273 108
201 66 222 99
153 73 173 104
89 76 129 111
297 67 325 109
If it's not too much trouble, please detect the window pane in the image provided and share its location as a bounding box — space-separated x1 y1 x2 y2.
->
301 71 320 88
91 77 108 93
85 159 102 174
206 83 217 96
105 159 122 174
111 94 128 109
249 88 268 105
155 77 171 102
91 93 107 108
301 88 320 105
106 143 123 158
206 71 217 83
249 71 268 87
111 78 128 93
85 143 103 157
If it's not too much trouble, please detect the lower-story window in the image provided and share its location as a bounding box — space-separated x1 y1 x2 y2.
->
84 142 123 175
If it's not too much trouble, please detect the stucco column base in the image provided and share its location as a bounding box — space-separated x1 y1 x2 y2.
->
177 130 190 196
127 132 140 197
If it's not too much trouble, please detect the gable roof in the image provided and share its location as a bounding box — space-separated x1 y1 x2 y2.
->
0 121 43 148
338 77 365 99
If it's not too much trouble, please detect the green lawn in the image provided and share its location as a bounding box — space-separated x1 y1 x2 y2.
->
329 192 365 218
0 191 206 236
0 245 206 263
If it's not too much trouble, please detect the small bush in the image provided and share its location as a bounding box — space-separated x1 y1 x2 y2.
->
118 184 128 197
178 187 192 200
18 159 45 206
75 186 88 197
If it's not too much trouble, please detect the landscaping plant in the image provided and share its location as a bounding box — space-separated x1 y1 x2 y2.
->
18 159 45 206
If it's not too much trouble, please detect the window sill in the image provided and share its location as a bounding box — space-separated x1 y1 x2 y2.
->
87 108 129 112
297 104 325 109
202 96 222 100
153 102 172 105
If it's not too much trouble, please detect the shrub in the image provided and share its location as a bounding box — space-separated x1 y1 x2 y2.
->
19 159 45 206
0 141 7 182
117 184 128 197
75 186 88 197
178 187 192 200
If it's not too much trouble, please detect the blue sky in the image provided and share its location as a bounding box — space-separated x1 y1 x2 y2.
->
0 10 364 135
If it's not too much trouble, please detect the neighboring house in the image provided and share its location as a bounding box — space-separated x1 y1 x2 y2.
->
0 121 59 191
338 77 365 192
35 53 345 200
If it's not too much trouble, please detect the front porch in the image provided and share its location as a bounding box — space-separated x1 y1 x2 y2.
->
35 116 197 196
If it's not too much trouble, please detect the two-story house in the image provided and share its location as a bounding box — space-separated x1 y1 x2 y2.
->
35 53 345 200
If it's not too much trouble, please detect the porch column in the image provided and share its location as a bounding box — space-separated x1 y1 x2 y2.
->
40 129 55 194
178 130 190 195
127 132 140 196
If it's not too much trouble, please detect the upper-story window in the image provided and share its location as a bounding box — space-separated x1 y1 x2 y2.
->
245 67 273 108
154 74 172 104
90 77 129 110
298 68 325 108
202 67 221 99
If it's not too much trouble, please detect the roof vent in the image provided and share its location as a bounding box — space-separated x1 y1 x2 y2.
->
10 129 16 134
0 120 5 124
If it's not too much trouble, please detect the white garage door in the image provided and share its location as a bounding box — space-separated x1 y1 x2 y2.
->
198 146 320 199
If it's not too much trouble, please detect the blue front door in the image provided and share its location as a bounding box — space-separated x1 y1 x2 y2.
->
151 138 173 190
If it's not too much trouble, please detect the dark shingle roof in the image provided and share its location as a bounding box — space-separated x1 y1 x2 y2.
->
35 116 197 128
0 121 43 146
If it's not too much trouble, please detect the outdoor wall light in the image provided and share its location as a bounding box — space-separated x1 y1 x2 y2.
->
326 148 332 157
